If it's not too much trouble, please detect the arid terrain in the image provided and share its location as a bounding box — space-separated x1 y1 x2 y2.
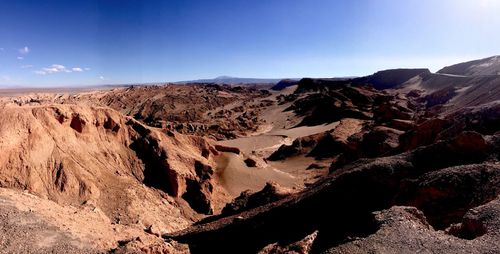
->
0 56 499 254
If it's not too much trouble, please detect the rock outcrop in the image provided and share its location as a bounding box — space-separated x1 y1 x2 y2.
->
0 104 223 230
167 131 500 254
221 182 293 216
286 82 379 127
325 199 500 254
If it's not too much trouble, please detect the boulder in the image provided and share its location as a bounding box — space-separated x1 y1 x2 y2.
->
258 231 318 254
398 118 451 151
221 182 293 216
360 126 403 157
214 145 241 154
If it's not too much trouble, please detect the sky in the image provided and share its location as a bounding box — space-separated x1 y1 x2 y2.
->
1 0 500 87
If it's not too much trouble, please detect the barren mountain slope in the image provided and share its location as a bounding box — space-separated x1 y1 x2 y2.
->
396 72 500 112
0 103 232 250
1 84 271 140
163 62 500 254
0 99 306 252
438 55 500 76
168 131 500 254
353 68 430 90
1 56 500 254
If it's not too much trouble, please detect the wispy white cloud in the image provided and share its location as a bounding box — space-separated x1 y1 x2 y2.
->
51 64 65 69
42 64 70 74
1 75 11 81
21 65 33 69
84 67 91 71
19 46 29 55
35 64 89 75
99 75 105 80
17 56 24 60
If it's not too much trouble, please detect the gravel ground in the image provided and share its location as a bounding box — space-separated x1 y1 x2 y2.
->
0 197 98 254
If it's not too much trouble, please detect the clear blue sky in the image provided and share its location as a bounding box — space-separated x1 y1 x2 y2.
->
1 0 500 87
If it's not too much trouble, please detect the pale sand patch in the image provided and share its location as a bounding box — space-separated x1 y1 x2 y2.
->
218 135 288 155
268 122 340 139
215 153 299 196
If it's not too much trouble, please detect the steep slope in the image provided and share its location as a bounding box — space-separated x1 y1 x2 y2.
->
353 68 430 90
438 55 500 76
398 72 500 112
167 131 500 254
271 79 300 91
0 104 230 249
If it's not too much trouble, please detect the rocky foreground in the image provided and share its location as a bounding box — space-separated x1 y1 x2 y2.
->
0 56 499 253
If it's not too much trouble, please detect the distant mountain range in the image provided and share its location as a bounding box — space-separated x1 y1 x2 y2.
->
3 56 499 89
172 55 500 88
175 76 299 85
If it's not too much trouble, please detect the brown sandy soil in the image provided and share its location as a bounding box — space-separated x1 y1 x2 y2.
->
0 188 98 253
267 156 328 185
215 93 350 191
215 152 300 196
268 122 340 139
218 135 291 156
213 82 373 194
217 118 360 188
226 117 364 182
258 85 302 131
0 187 187 252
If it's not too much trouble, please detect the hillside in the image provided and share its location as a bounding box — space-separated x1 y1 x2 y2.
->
438 55 500 76
0 56 499 253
